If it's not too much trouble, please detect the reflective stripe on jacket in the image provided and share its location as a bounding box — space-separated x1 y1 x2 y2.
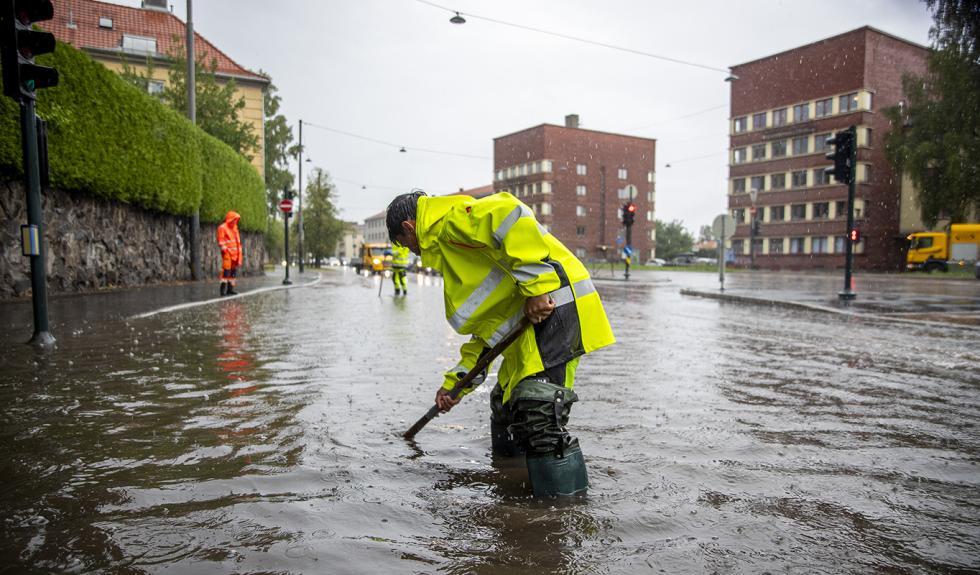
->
416 192 615 404
391 244 411 268
217 211 242 262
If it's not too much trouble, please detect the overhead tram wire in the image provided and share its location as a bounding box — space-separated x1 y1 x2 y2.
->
303 121 491 161
414 0 731 76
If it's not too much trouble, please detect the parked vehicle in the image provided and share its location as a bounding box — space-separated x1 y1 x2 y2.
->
352 242 391 274
666 253 696 266
906 224 980 276
646 258 666 266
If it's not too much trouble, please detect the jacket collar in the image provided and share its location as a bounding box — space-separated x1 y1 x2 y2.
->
416 195 467 253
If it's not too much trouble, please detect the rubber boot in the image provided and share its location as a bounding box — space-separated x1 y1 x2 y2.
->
226 285 238 296
394 288 401 296
525 441 588 497
220 283 227 297
491 420 523 457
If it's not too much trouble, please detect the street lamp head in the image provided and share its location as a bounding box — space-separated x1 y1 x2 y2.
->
450 11 466 24
724 74 739 82
399 146 407 153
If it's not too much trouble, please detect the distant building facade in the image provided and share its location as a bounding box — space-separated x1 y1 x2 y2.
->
363 210 387 244
728 26 928 270
335 222 363 263
494 115 657 262
41 0 269 176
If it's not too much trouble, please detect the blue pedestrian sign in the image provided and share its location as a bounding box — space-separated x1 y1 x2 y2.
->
616 235 625 246
623 245 633 257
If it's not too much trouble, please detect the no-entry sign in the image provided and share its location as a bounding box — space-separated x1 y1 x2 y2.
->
279 199 294 213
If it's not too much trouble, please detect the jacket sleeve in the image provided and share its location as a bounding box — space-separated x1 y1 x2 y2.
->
441 336 489 398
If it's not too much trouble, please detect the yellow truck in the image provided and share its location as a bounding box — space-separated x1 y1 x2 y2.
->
906 224 980 277
353 242 392 275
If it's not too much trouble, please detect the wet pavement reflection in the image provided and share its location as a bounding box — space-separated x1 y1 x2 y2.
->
1 268 978 573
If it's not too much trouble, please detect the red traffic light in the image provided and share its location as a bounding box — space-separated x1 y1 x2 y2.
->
849 228 860 242
626 203 636 212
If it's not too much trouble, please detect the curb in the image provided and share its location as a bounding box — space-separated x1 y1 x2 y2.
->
680 288 980 331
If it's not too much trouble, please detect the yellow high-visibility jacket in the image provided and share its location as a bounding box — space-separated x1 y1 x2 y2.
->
416 192 615 404
391 244 411 268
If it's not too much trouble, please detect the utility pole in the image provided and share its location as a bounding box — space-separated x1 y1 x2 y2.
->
826 126 858 300
297 119 304 273
186 0 201 281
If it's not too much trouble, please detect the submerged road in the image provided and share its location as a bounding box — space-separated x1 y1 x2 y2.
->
1 268 978 574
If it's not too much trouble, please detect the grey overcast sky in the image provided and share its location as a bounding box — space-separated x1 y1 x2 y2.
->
118 0 933 231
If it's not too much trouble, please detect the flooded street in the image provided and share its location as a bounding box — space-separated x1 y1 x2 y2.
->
1 269 978 574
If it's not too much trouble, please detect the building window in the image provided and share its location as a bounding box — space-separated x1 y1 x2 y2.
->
647 170 655 183
575 247 587 258
834 236 846 253
752 112 767 130
732 239 744 253
646 210 654 222
750 176 765 192
98 16 113 28
734 116 748 133
522 164 529 176
540 202 552 216
769 238 784 254
771 173 786 190
541 181 552 194
122 34 158 54
734 208 745 223
733 148 747 164
495 169 504 181
576 184 587 196
647 191 655 203
864 127 873 147
814 133 831 154
812 236 829 253
576 164 587 175
812 202 830 219
147 79 164 95
790 237 805 254
773 108 787 127
618 167 628 179
863 164 872 183
531 162 539 174
618 187 634 200
576 226 586 236
813 168 830 186
576 205 587 217
752 144 766 161
791 170 808 188
815 98 833 117
840 92 859 112
770 205 785 221
793 103 809 123
732 178 746 194
542 160 553 173
792 136 809 155
771 140 787 158
835 200 847 218
752 238 764 252
791 204 806 220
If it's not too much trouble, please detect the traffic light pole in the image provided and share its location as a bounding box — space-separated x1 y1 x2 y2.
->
839 125 858 301
20 98 54 346
283 211 292 285
297 120 304 274
624 221 632 280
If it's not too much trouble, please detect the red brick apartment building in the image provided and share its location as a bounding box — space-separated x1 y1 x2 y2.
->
728 27 928 270
494 115 656 262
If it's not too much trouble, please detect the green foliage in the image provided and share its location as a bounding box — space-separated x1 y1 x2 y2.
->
262 78 296 215
883 1 980 226
654 219 695 259
0 41 266 231
300 168 344 265
161 40 259 161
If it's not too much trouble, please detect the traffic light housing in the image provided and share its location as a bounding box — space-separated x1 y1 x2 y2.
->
824 129 855 184
622 202 636 226
1 0 58 101
849 228 860 243
284 188 296 200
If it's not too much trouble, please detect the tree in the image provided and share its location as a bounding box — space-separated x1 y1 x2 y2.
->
883 0 980 226
160 41 259 160
654 219 695 260
299 168 344 267
263 78 297 216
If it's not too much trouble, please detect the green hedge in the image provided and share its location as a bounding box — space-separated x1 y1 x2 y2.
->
0 41 266 232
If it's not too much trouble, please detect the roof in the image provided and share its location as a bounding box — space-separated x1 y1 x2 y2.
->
41 0 267 83
731 26 929 71
494 123 657 144
447 185 494 198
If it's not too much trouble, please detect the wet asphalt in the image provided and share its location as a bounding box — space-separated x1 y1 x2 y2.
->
0 267 978 574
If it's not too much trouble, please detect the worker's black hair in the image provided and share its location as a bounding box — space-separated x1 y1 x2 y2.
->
386 189 426 244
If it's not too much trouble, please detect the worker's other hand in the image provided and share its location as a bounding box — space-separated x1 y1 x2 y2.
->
435 388 461 413
524 294 555 324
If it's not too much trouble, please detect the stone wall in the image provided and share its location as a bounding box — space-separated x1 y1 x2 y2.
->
1 181 266 300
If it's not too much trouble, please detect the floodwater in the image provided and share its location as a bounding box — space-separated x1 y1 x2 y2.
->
1 269 978 574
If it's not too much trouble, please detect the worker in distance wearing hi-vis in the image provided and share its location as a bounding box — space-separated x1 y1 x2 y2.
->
390 242 411 295
386 189 614 496
217 210 242 296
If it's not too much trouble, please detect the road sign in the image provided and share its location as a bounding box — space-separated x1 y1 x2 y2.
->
623 245 633 257
279 199 294 213
624 184 637 200
616 235 625 246
712 214 736 241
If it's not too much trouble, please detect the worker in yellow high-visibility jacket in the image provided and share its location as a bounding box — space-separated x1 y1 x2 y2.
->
386 189 615 496
390 243 411 295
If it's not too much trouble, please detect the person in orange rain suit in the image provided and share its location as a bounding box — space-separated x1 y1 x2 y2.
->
217 211 242 296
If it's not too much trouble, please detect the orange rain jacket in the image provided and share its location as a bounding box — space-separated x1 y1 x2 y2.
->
217 211 242 269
